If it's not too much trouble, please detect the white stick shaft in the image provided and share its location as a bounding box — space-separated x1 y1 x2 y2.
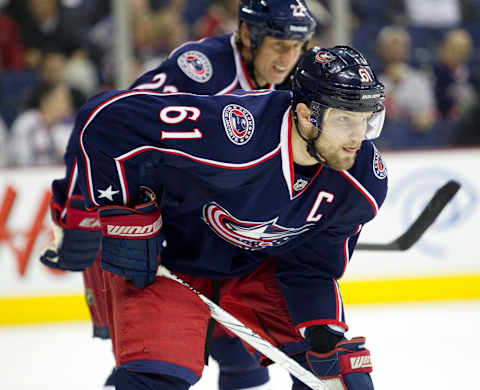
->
157 266 328 390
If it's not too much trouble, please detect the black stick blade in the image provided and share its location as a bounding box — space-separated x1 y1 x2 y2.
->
356 180 461 251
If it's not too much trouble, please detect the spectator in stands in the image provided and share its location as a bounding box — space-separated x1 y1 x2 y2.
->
89 0 188 87
0 10 26 71
13 50 91 127
387 0 467 28
376 26 437 134
8 81 73 166
433 28 477 120
9 0 98 96
385 0 480 66
193 0 238 39
133 5 187 73
14 0 86 69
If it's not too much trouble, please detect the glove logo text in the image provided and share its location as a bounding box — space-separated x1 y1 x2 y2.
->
106 215 163 238
349 355 372 370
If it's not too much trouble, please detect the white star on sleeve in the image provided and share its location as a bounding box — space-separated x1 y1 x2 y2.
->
97 185 120 201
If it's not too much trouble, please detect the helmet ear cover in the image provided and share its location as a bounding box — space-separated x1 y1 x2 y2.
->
309 101 323 130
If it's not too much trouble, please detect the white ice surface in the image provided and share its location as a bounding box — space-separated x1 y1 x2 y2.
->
1 301 479 390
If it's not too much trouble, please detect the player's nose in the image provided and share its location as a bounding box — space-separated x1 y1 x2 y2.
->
350 123 367 142
280 46 299 63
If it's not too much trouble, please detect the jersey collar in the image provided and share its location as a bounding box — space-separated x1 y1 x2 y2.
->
231 34 274 91
280 107 323 199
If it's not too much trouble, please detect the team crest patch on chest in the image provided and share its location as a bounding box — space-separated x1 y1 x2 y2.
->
177 50 213 83
372 147 387 179
222 104 255 145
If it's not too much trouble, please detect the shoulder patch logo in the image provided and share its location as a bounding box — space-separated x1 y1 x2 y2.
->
372 147 387 180
222 104 255 145
177 50 212 83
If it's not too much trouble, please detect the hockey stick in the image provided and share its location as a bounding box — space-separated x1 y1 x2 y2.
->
356 180 460 251
156 266 328 390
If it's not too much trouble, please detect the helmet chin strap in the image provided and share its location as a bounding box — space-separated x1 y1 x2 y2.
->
245 59 269 89
293 108 326 165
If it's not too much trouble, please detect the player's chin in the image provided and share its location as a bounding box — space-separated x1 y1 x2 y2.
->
269 69 289 84
328 155 356 171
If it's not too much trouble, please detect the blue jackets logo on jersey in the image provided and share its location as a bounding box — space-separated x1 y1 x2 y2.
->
222 104 255 145
202 202 313 250
177 50 213 83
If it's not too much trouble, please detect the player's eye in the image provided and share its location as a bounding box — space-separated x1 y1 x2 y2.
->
272 42 284 51
335 115 351 126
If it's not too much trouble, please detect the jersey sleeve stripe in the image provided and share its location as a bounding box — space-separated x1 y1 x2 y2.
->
215 78 239 95
60 159 78 219
339 224 362 279
114 144 281 170
113 145 281 205
279 107 295 199
339 171 379 216
231 34 255 91
333 279 343 322
79 91 154 206
295 319 349 336
115 158 130 205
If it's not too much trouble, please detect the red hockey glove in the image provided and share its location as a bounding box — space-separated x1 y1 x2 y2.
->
306 337 374 390
98 187 165 289
40 195 101 271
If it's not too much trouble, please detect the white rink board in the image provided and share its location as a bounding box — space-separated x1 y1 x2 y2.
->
350 147 480 280
0 166 84 297
0 147 479 298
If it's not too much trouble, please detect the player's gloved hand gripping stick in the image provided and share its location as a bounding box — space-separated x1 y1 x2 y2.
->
40 195 101 271
158 266 374 390
157 265 330 390
304 330 374 390
99 187 165 289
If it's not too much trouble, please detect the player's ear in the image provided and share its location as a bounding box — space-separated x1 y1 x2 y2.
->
295 102 315 135
239 22 252 49
295 103 311 122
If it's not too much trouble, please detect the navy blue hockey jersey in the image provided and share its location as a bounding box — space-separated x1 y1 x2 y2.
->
52 33 271 208
131 34 272 95
73 89 388 326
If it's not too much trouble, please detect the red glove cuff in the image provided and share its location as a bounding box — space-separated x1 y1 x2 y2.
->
339 348 373 375
51 195 100 231
99 206 163 239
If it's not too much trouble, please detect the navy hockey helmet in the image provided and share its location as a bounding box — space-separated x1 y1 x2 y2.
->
292 46 386 140
239 0 317 50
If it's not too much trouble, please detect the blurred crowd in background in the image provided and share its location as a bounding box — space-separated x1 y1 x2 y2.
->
0 0 479 168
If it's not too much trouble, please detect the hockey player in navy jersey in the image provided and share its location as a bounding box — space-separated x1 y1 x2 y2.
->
131 0 317 94
68 45 387 390
40 1 317 389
